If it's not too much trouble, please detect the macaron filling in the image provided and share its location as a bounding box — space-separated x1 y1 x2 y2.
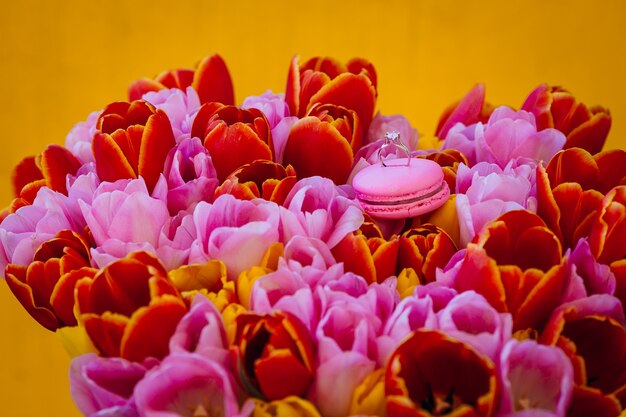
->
357 181 446 206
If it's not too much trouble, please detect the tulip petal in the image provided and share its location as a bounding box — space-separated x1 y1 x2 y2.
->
536 165 564 244
5 266 59 330
453 244 507 312
92 133 137 183
610 259 626 318
565 112 612 155
332 233 377 284
128 77 165 102
371 238 401 283
155 68 195 89
595 149 626 194
120 295 187 362
385 330 497 417
347 57 378 91
309 73 376 131
11 156 43 197
546 148 600 191
285 56 301 117
97 101 155 135
301 57 346 79
436 84 485 139
567 385 622 417
283 117 353 184
521 84 554 130
204 122 273 182
256 349 313 400
192 54 235 105
561 315 626 395
514 261 569 331
50 268 96 327
82 312 129 358
138 110 176 192
315 351 376 417
299 71 332 118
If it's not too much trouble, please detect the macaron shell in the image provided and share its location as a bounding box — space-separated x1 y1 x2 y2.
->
359 181 450 219
352 157 450 219
353 158 444 201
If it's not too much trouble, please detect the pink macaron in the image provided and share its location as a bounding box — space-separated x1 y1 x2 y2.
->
352 157 450 219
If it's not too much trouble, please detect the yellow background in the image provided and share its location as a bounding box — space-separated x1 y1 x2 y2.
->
1 1 625 415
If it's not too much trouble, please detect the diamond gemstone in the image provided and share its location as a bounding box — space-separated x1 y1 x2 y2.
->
385 131 400 142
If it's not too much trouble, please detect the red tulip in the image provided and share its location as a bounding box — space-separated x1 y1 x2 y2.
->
332 232 399 284
333 224 456 285
587 186 626 265
398 225 458 284
544 148 626 195
538 150 626 314
385 330 497 417
444 210 569 332
92 100 176 192
214 160 297 205
191 103 273 182
435 84 493 139
75 251 187 362
231 311 315 401
128 54 234 105
4 230 94 330
610 261 626 325
283 103 362 184
10 145 82 210
522 85 612 154
541 300 626 414
285 56 376 132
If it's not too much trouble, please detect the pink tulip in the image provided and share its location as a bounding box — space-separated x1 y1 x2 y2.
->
242 90 298 164
414 282 458 312
311 274 397 417
437 291 512 361
162 137 218 214
169 295 229 367
189 194 280 278
155 210 196 270
281 176 363 249
242 90 290 129
313 299 381 417
456 161 537 246
499 339 574 417
79 178 170 268
546 294 625 328
441 122 478 165
70 353 149 417
569 238 616 297
0 186 86 274
282 235 337 271
272 116 299 164
250 235 338 331
378 294 438 363
65 110 101 165
366 112 419 150
442 106 566 168
318 272 397 321
134 352 242 417
251 265 317 331
475 107 566 167
67 172 101 205
142 87 200 139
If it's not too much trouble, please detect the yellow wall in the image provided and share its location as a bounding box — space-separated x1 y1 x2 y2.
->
1 1 625 415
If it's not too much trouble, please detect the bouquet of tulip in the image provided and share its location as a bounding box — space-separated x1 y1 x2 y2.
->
2 53 625 417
